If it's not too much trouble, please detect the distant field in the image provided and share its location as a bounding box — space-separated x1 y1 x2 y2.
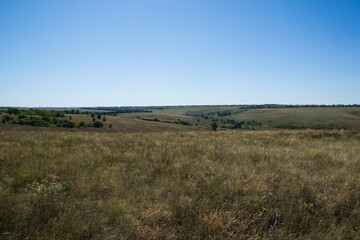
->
223 107 360 129
1 106 360 132
150 106 360 130
1 128 360 239
1 106 360 239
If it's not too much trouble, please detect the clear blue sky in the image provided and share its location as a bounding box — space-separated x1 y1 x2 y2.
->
1 0 359 107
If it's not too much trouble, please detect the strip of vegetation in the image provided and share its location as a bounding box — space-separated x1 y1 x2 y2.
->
138 116 193 126
1 108 104 128
82 107 152 114
217 119 262 129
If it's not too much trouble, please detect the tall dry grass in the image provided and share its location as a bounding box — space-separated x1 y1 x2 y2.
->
1 129 360 239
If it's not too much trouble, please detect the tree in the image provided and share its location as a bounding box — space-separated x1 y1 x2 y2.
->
93 121 103 128
76 109 80 114
2 115 14 123
211 122 218 131
78 121 87 128
102 116 106 122
109 124 112 128
97 114 101 119
7 108 19 115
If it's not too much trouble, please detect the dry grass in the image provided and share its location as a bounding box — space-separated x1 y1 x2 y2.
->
1 128 360 239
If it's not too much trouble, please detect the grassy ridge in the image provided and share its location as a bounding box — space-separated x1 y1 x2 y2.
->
1 128 360 239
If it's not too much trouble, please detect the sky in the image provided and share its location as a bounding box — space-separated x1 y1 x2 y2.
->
0 0 359 107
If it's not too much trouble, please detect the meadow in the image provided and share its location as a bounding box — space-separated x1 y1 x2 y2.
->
1 106 360 132
1 124 360 239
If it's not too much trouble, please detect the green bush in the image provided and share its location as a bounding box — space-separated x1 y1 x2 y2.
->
2 114 14 123
61 121 75 128
7 108 20 115
27 118 50 127
42 116 51 122
93 121 103 128
17 114 27 120
211 122 218 131
78 121 87 128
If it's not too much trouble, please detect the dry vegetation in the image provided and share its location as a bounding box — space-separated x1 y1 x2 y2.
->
1 128 360 239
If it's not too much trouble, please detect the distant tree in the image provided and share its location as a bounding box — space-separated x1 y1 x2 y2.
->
69 116 72 121
109 124 112 128
93 121 103 128
78 121 87 128
70 109 75 114
7 108 19 115
17 114 27 120
56 112 65 118
42 116 51 122
97 114 101 119
91 113 95 118
2 115 14 123
62 120 75 128
92 117 96 122
102 116 106 122
76 109 80 114
211 122 218 131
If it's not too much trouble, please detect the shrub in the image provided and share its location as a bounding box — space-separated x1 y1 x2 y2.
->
17 114 27 120
56 113 65 118
102 116 106 122
7 108 19 115
78 121 87 128
211 122 218 131
2 114 14 123
51 117 59 124
42 116 51 122
62 120 75 128
93 121 103 128
27 118 50 127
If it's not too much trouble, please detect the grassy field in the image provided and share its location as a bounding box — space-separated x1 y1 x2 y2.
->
1 126 360 239
61 106 360 131
154 106 360 130
1 106 360 132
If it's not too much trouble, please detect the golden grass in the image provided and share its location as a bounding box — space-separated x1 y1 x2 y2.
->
1 128 360 239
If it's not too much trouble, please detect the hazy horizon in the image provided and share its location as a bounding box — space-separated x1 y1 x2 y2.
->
1 0 359 107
